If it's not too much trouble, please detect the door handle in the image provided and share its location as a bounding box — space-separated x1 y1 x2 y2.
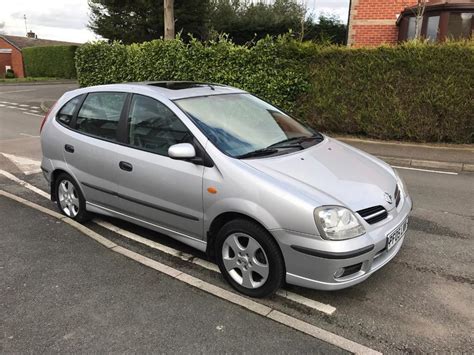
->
119 161 133 172
64 144 74 153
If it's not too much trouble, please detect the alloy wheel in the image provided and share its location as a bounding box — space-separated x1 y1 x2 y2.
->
221 232 270 289
58 180 80 217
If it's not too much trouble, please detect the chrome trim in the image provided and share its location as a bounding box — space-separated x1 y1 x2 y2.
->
363 209 386 220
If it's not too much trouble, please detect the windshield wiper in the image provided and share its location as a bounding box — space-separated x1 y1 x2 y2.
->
268 134 323 149
236 148 278 159
237 134 324 159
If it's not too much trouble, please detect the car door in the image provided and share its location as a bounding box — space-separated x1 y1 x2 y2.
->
114 94 205 241
63 91 128 210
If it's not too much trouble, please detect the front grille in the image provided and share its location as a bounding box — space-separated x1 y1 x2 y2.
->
357 205 388 225
395 185 401 207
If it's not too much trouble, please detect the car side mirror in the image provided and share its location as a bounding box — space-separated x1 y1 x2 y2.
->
168 143 196 160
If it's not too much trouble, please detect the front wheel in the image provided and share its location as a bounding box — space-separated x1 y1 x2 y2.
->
55 173 90 222
215 219 285 298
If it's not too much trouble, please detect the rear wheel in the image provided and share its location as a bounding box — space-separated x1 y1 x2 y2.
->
55 173 90 222
215 219 284 298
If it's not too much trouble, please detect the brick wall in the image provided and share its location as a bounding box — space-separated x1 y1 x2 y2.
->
348 0 417 46
0 53 12 77
0 38 25 78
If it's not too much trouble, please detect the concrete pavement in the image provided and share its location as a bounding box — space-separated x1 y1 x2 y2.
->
337 136 474 172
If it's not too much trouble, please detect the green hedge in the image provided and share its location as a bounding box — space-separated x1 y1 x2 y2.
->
23 45 78 79
76 36 309 113
301 42 474 143
76 38 474 143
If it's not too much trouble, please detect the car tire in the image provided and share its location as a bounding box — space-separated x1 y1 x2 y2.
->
55 173 90 223
215 218 285 298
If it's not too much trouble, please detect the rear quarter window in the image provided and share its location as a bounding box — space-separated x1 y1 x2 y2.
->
56 95 83 126
75 92 127 142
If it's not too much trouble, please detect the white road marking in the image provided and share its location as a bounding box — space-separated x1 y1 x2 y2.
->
95 219 335 315
393 165 458 175
276 290 336 315
18 104 30 107
23 112 43 117
95 219 197 262
0 155 336 316
0 189 378 355
19 133 40 138
1 153 42 175
0 169 49 198
18 107 28 111
267 310 380 355
0 89 36 94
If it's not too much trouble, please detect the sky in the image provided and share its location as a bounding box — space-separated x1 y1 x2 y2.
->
0 0 350 43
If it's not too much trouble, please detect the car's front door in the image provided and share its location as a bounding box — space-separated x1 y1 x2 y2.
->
114 94 205 243
64 91 128 210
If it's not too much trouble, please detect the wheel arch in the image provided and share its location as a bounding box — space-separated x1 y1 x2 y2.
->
50 169 83 202
206 212 281 261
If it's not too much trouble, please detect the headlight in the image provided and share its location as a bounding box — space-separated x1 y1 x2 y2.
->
394 169 408 197
314 206 365 241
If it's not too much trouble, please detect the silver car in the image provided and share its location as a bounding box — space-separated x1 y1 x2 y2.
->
40 82 412 297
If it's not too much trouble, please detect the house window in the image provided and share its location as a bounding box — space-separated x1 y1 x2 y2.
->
447 12 473 39
399 4 474 43
407 17 417 40
426 16 440 42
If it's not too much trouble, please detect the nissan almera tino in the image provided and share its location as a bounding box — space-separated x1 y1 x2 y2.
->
41 82 412 297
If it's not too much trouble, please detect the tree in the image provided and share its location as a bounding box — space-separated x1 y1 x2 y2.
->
208 1 346 45
208 0 305 44
88 0 345 45
164 0 175 40
409 0 428 39
88 0 209 44
304 15 347 44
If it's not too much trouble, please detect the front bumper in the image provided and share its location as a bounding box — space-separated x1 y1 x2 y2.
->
273 195 412 291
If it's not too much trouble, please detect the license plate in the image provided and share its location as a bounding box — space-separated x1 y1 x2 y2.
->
386 218 408 251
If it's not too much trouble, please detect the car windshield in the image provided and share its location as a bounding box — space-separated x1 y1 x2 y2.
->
174 93 319 158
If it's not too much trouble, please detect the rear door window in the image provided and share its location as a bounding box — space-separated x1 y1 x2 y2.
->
76 92 127 141
56 95 83 126
128 95 192 156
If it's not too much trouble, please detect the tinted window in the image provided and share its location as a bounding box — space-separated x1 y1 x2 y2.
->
76 92 127 141
57 95 82 126
128 95 191 156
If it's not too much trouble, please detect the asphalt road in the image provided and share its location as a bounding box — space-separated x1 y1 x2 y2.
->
0 196 343 353
1 83 473 353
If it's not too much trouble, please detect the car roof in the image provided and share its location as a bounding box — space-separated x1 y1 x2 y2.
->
74 81 247 100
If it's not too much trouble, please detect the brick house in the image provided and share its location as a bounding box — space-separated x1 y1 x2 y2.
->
347 0 474 46
0 32 80 78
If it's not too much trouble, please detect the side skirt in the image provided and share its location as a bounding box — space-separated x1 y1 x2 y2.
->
86 201 207 252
